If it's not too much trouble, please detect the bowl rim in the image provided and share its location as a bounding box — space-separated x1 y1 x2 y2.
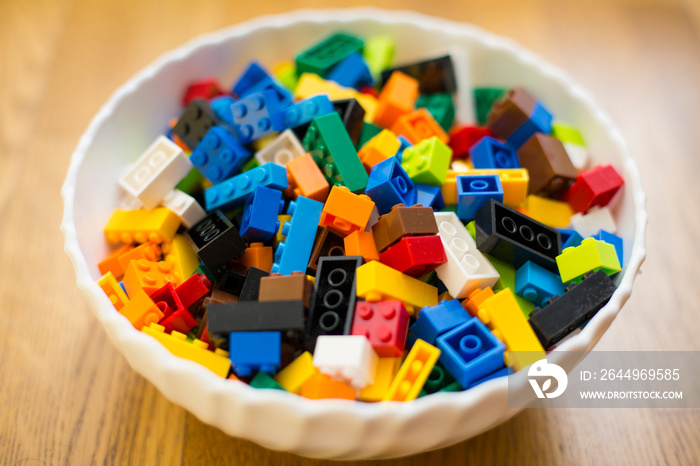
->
60 7 648 422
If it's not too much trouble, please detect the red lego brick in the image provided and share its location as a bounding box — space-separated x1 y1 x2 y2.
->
448 125 494 160
182 78 226 106
565 164 624 213
351 300 410 357
152 282 197 334
379 235 447 277
175 274 211 309
359 85 379 99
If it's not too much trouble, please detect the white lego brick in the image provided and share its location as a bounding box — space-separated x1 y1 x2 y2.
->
254 129 305 166
160 189 206 228
118 193 143 210
451 159 471 172
119 136 193 210
569 206 617 238
434 212 500 298
448 47 476 126
312 335 378 389
563 142 590 171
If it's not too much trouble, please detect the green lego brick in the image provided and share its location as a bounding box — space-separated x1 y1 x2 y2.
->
474 87 507 126
240 156 260 173
295 32 364 77
551 122 585 146
250 372 286 390
401 136 452 186
193 264 214 282
485 254 535 318
440 205 458 215
422 364 456 394
175 168 204 195
439 381 464 393
556 238 621 283
416 93 455 132
303 113 368 193
466 220 476 240
363 35 395 79
357 122 382 149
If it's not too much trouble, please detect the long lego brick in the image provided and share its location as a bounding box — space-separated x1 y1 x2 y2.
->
104 207 180 244
272 196 324 275
382 339 440 402
204 162 288 211
442 169 529 207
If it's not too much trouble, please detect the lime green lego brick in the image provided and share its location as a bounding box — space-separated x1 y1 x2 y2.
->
363 35 395 79
295 32 364 77
274 63 298 92
466 221 476 240
485 254 535 317
175 168 204 195
303 113 368 193
474 87 507 126
551 122 585 146
416 93 455 132
357 122 382 149
240 156 260 172
401 137 452 186
250 372 286 390
556 238 621 283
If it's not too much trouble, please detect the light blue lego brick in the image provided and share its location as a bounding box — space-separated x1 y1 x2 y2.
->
465 366 512 389
210 96 237 127
190 126 250 184
327 52 373 89
408 299 470 346
414 183 445 211
272 196 324 275
272 95 334 131
456 174 503 221
204 162 288 211
514 261 566 308
239 185 285 243
469 136 519 169
557 228 585 250
593 230 624 266
230 90 283 144
229 331 281 377
506 101 553 148
365 157 416 215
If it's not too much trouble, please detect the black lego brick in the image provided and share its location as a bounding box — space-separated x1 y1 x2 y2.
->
186 210 247 275
239 266 270 301
171 99 224 150
379 55 457 95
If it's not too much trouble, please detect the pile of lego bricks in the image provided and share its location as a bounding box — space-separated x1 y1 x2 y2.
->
96 32 625 402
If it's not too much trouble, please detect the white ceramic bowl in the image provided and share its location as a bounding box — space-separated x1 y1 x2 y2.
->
61 8 647 460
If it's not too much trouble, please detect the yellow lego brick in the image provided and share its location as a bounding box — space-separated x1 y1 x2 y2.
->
556 238 621 283
358 129 401 170
119 289 163 330
164 234 199 281
356 260 438 315
274 214 292 248
359 357 401 402
97 271 129 311
273 351 318 394
441 169 529 207
524 195 574 228
383 340 440 402
295 73 376 122
143 323 231 377
477 288 545 371
104 207 181 245
123 258 181 297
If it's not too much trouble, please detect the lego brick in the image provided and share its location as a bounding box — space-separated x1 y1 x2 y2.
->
523 194 574 229
294 73 357 102
358 129 401 173
469 136 519 170
98 244 134 279
319 186 375 236
486 254 536 317
448 125 494 160
365 156 416 215
565 164 624 213
363 35 394 78
182 78 225 106
462 287 495 317
259 272 313 309
466 220 476 240
359 357 401 402
163 234 199 282
210 96 237 127
174 273 211 309
190 126 250 184
273 95 334 131
143 323 230 377
563 142 590 171
486 87 553 148
391 109 449 146
119 289 164 330
160 190 206 229
557 228 585 251
551 122 585 146
383 339 440 402
592 230 624 265
204 162 288 211
240 157 260 173
556 238 621 283
420 364 456 395
156 291 197 334
185 210 247 274
529 270 616 349
274 351 318 394
409 299 470 345
343 230 380 263
232 242 272 273
515 261 566 307
239 186 284 243
312 335 378 389
473 87 507 126
284 152 329 203
434 211 500 299
414 183 445 211
443 168 528 207
379 235 447 277
380 55 456 95
355 260 438 316
229 331 281 376
232 61 293 106
172 99 225 151
295 32 364 77
569 206 617 237
416 93 455 131
272 196 324 275
230 90 283 144
456 174 504 221
307 226 346 275
327 52 372 89
116 242 162 275
436 317 505 388
250 372 286 390
352 300 410 357
476 288 545 370
303 113 368 193
216 264 248 296
517 133 577 198
98 271 129 311
238 266 270 301
357 122 382 149
332 98 366 146
475 200 562 272
122 259 181 298
373 71 419 129
305 256 363 347
372 204 438 252
300 372 356 400
400 136 452 186
273 61 298 92
274 214 291 248
104 207 180 245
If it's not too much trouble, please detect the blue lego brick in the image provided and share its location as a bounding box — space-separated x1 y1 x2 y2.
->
465 366 512 389
190 126 251 184
469 136 520 169
395 136 412 161
456 174 503 221
414 183 445 211
229 331 281 377
326 52 373 89
232 61 293 106
239 185 284 243
365 157 416 215
204 162 288 211
593 229 624 265
272 196 324 275
408 299 470 346
272 95 334 131
210 96 237 127
230 90 283 144
515 260 566 307
119 281 128 297
506 101 553 148
557 228 585 250
436 317 506 388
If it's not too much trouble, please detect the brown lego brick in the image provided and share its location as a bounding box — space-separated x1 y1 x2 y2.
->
517 133 578 198
371 204 439 252
259 272 314 309
307 226 346 275
486 87 536 140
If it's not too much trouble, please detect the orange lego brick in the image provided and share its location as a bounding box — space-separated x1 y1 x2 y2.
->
284 153 330 202
119 289 164 330
98 244 134 279
390 108 449 145
116 242 162 273
373 71 419 129
343 230 380 262
104 207 181 245
382 339 440 402
232 242 273 272
357 129 401 173
122 258 181 297
97 271 129 311
319 186 375 236
462 287 495 317
300 372 356 400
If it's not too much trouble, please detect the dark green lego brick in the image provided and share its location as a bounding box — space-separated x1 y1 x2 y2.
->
416 93 455 132
356 122 382 149
175 168 204 195
303 113 368 193
422 364 456 394
250 372 286 390
439 381 464 393
295 32 364 77
474 87 508 126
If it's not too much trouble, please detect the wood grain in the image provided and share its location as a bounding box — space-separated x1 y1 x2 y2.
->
2 0 700 464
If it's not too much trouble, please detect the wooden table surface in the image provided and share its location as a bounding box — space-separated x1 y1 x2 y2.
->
2 0 700 464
